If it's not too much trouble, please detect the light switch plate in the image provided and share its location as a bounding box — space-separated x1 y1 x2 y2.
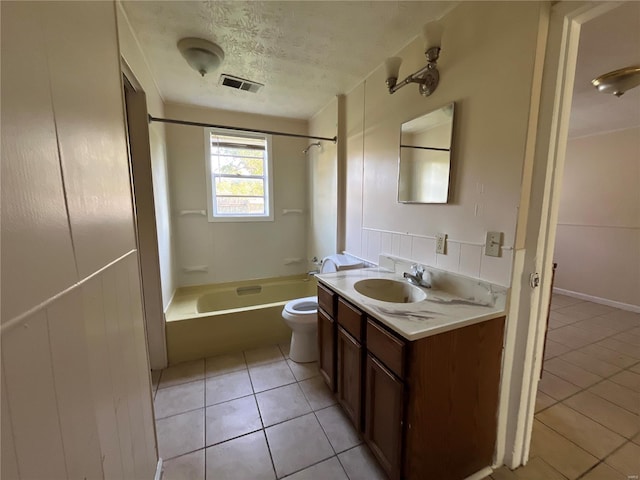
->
485 232 502 257
436 233 447 255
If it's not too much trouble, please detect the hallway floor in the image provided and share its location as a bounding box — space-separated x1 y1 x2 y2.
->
151 343 386 480
490 294 640 480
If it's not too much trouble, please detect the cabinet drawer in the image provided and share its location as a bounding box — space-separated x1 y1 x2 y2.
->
337 298 364 342
317 283 336 317
367 319 406 379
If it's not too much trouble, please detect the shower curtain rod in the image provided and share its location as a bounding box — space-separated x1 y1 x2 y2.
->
148 115 337 143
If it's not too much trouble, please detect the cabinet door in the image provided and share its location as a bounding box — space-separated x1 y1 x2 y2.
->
317 309 336 391
365 354 404 480
337 326 363 430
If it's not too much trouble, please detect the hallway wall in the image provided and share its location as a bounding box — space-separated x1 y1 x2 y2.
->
554 127 640 307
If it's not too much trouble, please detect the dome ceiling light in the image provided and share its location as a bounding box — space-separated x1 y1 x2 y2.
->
591 66 640 97
177 38 225 77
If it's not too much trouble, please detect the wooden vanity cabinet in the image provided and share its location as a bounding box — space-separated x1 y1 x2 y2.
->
317 283 506 480
317 283 337 391
402 316 505 479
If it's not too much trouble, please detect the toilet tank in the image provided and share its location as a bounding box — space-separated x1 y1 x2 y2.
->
320 254 364 273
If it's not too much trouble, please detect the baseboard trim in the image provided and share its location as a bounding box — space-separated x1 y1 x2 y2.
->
154 458 163 480
553 288 640 313
465 466 493 480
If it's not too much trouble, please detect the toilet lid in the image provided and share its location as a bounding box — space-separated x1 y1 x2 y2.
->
284 296 318 314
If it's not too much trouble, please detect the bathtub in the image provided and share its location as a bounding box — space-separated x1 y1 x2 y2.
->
165 275 317 364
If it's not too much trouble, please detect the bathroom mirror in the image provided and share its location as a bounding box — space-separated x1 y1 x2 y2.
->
398 102 454 204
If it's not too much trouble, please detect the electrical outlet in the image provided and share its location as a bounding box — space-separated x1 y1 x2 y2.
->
485 231 502 257
435 233 447 255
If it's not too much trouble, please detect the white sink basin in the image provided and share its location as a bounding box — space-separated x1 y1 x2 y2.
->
354 278 427 304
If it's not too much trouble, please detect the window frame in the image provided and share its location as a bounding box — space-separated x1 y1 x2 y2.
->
204 128 274 223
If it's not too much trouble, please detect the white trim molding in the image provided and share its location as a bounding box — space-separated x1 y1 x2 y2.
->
553 287 640 313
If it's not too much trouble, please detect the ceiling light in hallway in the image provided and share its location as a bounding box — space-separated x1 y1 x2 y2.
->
591 66 640 97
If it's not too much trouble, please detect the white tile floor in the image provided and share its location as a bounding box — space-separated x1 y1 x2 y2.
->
152 343 386 480
491 295 640 480
154 296 639 480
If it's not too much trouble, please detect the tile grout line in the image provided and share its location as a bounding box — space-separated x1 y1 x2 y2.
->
543 311 640 373
539 339 640 419
574 438 636 480
157 345 450 477
538 337 640 422
533 299 640 478
537 358 640 423
203 359 208 478
243 350 279 480
157 375 327 429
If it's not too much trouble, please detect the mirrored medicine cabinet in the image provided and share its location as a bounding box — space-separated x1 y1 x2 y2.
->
398 102 454 204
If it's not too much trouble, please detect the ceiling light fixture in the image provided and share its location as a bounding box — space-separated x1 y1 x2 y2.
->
385 21 443 97
177 38 225 77
591 66 640 97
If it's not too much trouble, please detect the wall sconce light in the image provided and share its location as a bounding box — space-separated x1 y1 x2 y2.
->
385 21 443 97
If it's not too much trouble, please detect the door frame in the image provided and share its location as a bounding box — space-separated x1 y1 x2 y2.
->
496 0 623 468
122 61 168 370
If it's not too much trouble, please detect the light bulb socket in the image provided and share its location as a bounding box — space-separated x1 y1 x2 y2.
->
425 46 441 64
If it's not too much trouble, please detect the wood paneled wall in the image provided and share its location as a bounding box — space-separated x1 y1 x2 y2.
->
1 2 157 478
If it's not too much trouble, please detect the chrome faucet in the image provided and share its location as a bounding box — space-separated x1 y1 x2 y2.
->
403 264 431 288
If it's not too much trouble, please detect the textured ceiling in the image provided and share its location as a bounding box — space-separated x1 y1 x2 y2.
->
570 2 640 138
121 1 457 119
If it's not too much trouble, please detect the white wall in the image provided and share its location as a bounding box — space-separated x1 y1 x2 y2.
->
165 102 309 286
117 2 176 311
308 98 339 264
1 2 157 479
554 127 640 306
340 2 544 287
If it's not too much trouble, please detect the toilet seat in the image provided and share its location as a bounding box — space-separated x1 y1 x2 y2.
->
283 296 318 316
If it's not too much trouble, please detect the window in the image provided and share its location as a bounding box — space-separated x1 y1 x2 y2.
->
205 129 273 222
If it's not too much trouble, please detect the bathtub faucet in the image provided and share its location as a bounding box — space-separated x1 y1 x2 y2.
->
403 264 431 288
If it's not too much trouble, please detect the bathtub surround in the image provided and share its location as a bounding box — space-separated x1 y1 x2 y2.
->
554 127 640 309
165 102 309 287
308 96 340 264
1 2 157 478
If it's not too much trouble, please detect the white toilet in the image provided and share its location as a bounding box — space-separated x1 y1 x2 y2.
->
282 254 363 363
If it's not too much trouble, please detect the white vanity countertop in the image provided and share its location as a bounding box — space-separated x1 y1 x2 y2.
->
316 267 507 341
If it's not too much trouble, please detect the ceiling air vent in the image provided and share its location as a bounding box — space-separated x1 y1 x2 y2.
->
219 74 264 93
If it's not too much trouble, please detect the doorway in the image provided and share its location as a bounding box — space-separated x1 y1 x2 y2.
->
501 1 640 476
122 70 168 370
